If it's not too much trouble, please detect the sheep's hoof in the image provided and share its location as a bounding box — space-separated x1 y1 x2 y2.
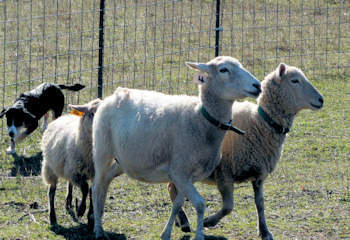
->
174 211 191 232
261 232 273 240
76 203 86 218
95 227 109 240
49 216 57 226
88 218 94 232
193 234 204 240
203 217 218 228
181 224 191 233
96 233 110 240
175 219 191 233
160 232 170 240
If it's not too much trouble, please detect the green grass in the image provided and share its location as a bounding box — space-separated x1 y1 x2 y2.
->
0 0 350 239
0 78 348 240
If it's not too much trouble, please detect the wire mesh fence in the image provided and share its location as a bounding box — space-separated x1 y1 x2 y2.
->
0 0 349 141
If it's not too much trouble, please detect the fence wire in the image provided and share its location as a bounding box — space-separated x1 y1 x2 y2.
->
0 0 349 141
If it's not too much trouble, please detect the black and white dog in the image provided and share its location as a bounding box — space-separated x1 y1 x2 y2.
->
0 82 85 154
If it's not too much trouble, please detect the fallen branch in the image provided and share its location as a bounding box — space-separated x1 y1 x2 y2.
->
17 209 48 223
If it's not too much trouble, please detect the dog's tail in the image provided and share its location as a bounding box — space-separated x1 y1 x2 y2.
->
58 83 85 91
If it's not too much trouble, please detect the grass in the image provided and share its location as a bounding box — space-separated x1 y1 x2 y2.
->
1 77 349 240
0 0 350 239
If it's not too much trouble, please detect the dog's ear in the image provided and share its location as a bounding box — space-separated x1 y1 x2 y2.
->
23 108 36 119
0 107 8 118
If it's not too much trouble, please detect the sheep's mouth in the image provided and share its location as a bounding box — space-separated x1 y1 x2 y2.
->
310 102 322 109
245 90 260 97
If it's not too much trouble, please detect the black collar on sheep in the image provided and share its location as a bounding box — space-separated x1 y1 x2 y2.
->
200 106 245 135
258 106 289 135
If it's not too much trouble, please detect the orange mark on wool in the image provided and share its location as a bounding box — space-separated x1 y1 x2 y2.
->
70 109 84 117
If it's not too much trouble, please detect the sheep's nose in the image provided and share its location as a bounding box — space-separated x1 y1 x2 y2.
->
253 83 261 93
9 132 14 138
319 97 324 105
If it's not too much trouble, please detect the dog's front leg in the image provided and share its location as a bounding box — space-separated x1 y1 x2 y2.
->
6 138 16 155
6 133 28 155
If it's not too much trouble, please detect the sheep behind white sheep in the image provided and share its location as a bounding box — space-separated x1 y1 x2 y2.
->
41 98 101 225
91 56 262 240
169 63 324 240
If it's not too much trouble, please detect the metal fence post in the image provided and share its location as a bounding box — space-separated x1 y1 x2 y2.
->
215 0 222 57
98 0 105 99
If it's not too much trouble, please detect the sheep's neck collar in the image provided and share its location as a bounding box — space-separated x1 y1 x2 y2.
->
258 106 289 135
200 106 245 135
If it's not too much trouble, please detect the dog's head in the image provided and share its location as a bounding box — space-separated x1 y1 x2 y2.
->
0 102 36 139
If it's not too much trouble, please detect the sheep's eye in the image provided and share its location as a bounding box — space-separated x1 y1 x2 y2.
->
219 68 228 73
291 79 299 84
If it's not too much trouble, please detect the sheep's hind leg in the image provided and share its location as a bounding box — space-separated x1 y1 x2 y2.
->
48 185 57 225
75 179 89 218
87 188 94 231
65 182 73 210
92 160 123 239
204 181 234 227
167 182 191 232
252 180 273 240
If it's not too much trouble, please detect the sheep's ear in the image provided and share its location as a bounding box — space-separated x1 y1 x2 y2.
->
275 63 286 83
0 107 8 118
90 98 102 105
90 98 102 113
185 62 210 73
278 63 286 77
69 104 88 114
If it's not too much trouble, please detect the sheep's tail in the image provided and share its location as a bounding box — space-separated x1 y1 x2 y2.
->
58 83 85 92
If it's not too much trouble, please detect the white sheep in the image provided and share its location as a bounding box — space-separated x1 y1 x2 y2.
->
41 98 102 226
168 63 324 240
91 56 262 240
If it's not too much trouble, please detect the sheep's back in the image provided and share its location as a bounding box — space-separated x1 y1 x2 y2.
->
41 115 80 180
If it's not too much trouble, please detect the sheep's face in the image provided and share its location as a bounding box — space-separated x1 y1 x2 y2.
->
271 63 324 113
186 56 261 101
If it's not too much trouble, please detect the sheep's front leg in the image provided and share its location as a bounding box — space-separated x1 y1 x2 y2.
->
204 180 234 227
48 185 57 225
65 182 73 210
167 182 191 232
161 188 185 240
252 180 273 240
169 176 206 240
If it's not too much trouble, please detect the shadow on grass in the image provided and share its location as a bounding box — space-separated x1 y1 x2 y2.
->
10 152 43 176
50 224 126 240
180 235 227 240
